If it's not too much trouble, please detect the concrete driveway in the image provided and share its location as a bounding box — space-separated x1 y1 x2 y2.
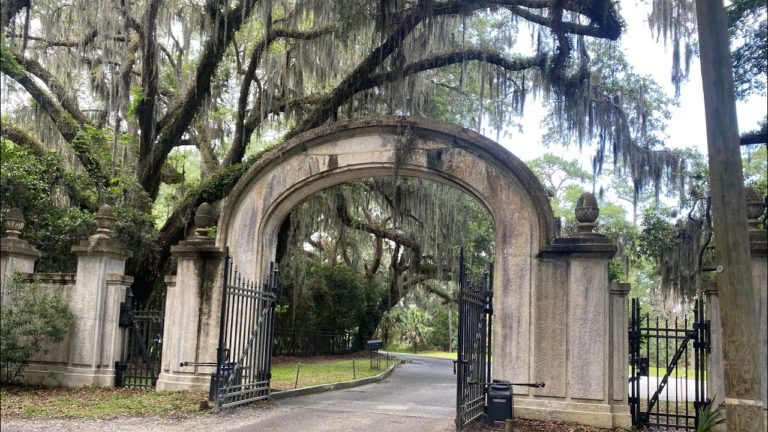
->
228 353 457 432
2 353 458 432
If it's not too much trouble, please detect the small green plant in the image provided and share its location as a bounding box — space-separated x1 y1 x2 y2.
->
0 281 74 384
696 398 725 432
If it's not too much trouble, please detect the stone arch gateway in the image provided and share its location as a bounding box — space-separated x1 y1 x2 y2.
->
157 117 631 428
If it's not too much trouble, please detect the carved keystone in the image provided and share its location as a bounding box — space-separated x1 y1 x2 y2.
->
575 192 599 234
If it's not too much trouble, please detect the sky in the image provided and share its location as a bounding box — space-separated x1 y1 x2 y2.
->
499 6 767 164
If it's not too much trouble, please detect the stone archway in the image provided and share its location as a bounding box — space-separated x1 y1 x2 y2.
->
158 117 630 428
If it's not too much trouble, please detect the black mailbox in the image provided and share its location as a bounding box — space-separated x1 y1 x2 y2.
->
366 339 383 350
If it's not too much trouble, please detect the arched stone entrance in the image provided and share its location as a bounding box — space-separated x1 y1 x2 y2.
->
157 117 630 428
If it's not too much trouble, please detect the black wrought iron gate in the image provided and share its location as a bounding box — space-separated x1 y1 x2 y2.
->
628 298 710 430
115 288 165 388
455 250 493 431
211 249 278 410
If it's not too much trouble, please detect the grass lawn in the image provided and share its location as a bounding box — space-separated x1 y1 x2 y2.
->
2 354 391 419
271 353 392 390
385 347 458 359
0 386 208 419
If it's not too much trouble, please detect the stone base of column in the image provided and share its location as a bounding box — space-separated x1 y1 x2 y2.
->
20 363 115 387
513 398 631 428
156 372 211 392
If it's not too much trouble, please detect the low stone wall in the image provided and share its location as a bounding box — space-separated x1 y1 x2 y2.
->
0 206 133 388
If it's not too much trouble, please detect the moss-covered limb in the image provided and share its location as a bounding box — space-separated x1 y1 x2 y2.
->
140 0 256 199
0 129 99 211
0 122 46 156
504 1 622 40
1 43 109 186
16 55 94 127
228 23 334 166
365 50 546 92
135 0 161 159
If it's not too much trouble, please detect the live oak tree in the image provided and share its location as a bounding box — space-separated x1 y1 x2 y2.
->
0 0 631 292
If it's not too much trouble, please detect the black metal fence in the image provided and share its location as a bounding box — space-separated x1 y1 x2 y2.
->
455 249 493 431
629 298 709 430
273 328 356 357
211 251 278 410
115 288 165 389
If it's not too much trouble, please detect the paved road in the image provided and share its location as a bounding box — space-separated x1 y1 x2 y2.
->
635 376 700 401
2 353 458 432
229 353 457 432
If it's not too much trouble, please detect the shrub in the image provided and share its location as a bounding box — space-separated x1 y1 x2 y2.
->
0 281 74 384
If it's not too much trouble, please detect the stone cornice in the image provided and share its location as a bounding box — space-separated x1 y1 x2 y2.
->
0 237 42 259
170 238 224 258
71 237 132 260
539 235 618 259
19 272 77 285
609 282 631 295
106 274 134 285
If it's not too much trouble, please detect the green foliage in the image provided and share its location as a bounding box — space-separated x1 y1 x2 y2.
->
728 0 767 99
696 399 726 432
427 307 457 351
127 86 145 119
0 141 96 271
0 140 160 272
276 262 386 341
638 207 679 266
0 282 74 384
744 143 768 196
399 306 432 353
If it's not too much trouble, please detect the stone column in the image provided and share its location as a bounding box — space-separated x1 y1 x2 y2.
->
0 208 41 299
157 203 224 392
609 282 630 410
705 281 725 407
68 204 132 387
528 192 629 428
746 187 768 426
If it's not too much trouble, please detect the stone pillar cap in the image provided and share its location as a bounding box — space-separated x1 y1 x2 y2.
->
1 208 41 259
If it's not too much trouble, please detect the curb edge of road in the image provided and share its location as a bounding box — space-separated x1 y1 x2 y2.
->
270 362 398 401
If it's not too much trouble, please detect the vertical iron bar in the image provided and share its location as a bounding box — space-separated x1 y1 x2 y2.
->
215 249 231 405
665 316 669 425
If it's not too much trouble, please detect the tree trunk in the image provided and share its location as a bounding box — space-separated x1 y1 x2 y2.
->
695 0 765 429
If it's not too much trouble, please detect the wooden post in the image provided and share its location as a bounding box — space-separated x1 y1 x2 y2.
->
694 0 764 430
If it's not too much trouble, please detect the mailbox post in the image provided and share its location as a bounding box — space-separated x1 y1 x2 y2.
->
366 339 383 370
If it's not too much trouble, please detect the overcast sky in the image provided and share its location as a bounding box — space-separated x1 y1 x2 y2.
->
501 6 767 163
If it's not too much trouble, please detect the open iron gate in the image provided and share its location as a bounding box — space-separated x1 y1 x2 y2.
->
115 288 165 388
629 298 710 430
211 249 278 410
455 250 493 431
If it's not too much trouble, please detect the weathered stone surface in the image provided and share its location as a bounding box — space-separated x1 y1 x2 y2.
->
157 237 224 392
567 258 608 401
532 258 568 398
190 117 628 426
609 282 630 404
217 118 553 398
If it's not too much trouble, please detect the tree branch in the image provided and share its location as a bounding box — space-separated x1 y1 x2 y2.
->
227 25 335 166
0 46 108 185
16 55 93 126
0 122 45 156
135 0 161 159
139 0 258 198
